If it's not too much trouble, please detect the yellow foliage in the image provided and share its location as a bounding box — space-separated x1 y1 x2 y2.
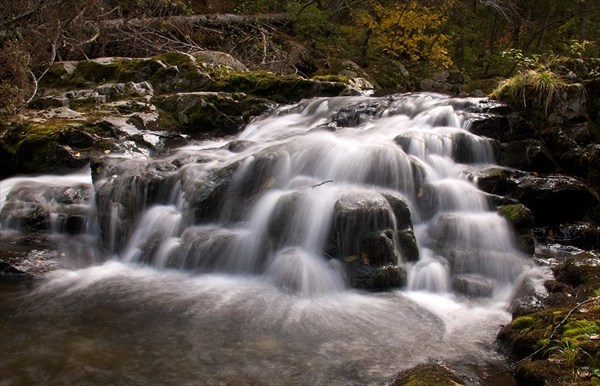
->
352 0 455 68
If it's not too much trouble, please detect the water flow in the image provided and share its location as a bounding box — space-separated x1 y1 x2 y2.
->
0 93 533 385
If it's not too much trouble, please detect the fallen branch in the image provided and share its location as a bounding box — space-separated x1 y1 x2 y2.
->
311 180 333 188
101 13 287 32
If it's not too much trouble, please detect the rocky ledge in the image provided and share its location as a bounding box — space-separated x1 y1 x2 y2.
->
0 50 373 179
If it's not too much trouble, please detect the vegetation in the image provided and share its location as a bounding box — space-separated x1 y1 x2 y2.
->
1 0 599 116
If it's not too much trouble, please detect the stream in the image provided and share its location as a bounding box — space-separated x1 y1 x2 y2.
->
0 93 541 385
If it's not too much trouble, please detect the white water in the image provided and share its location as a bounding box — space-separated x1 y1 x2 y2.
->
0 93 534 384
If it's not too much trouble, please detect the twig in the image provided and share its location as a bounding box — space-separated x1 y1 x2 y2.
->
311 180 333 189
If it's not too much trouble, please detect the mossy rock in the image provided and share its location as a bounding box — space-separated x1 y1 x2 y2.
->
498 204 534 229
153 92 273 135
389 363 464 386
41 58 166 89
210 71 348 103
515 360 571 386
498 310 558 359
553 253 600 294
0 121 114 177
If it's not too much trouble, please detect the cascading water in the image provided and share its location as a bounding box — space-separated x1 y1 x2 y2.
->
0 93 536 385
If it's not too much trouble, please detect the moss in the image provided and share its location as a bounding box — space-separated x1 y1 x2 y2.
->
153 92 272 135
563 319 599 338
154 52 194 66
389 363 464 386
498 310 557 359
311 74 350 83
512 316 535 330
498 204 534 229
516 360 569 386
209 71 347 103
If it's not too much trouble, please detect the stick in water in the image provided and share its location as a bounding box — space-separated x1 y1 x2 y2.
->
311 180 333 189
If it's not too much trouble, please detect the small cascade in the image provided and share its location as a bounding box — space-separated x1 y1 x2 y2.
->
0 93 538 385
0 93 530 298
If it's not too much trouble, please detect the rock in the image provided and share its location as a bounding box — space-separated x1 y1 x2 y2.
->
181 161 240 224
452 274 494 297
535 222 600 251
331 192 397 259
497 204 535 255
0 235 60 276
472 167 524 197
58 128 98 148
552 252 600 292
153 92 274 134
548 83 587 124
0 182 93 234
468 111 535 142
91 157 178 251
192 50 248 72
358 230 398 267
389 363 465 386
515 175 599 225
498 140 558 172
346 262 406 291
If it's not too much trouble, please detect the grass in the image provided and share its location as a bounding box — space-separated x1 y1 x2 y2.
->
491 67 566 117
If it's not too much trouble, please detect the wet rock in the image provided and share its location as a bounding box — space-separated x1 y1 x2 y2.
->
452 274 494 297
472 167 524 197
468 112 534 142
58 128 98 148
0 235 60 276
182 161 240 224
332 192 396 259
552 252 600 292
0 182 93 234
397 228 420 262
389 362 465 386
92 157 178 251
498 140 558 172
169 227 236 271
381 192 419 261
267 192 303 248
153 92 274 135
346 262 406 291
498 204 535 255
534 222 600 251
358 230 397 267
515 175 599 225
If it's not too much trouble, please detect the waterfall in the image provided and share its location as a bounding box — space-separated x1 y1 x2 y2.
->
0 93 534 385
0 93 530 297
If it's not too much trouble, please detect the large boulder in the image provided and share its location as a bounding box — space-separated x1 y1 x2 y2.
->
91 157 178 251
497 140 558 172
327 191 417 290
514 175 599 225
1 182 93 234
153 92 274 135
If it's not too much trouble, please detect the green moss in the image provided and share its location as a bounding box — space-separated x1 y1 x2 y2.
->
311 74 350 82
153 92 272 134
498 204 535 229
154 52 194 66
516 360 568 386
209 71 347 103
389 363 464 386
563 319 599 338
512 316 535 330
